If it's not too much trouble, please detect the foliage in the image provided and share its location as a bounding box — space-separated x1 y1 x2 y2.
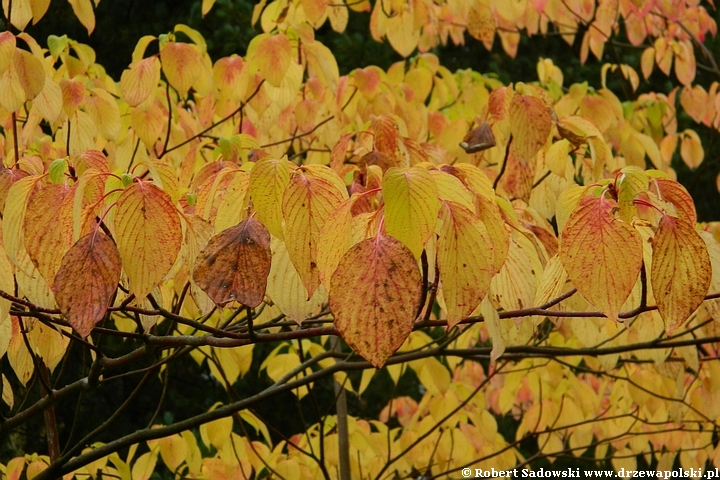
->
0 0 720 478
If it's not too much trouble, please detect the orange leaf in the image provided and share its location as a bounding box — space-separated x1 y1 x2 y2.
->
53 232 121 338
23 184 75 288
559 195 643 321
437 202 495 327
467 2 495 49
330 234 422 368
14 48 44 101
60 78 85 117
193 218 271 308
255 34 291 88
680 129 704 169
160 42 203 96
651 215 711 333
120 57 161 107
282 170 346 298
509 94 552 162
114 181 182 300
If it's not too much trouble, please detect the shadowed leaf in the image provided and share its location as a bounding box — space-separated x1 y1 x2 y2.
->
193 218 271 308
53 232 121 338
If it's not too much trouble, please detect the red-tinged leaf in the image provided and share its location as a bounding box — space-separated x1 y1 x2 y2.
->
34 74 61 123
0 32 15 76
652 178 696 224
192 218 271 308
0 168 29 213
282 171 346 298
559 196 643 321
329 234 422 368
53 232 121 338
23 184 75 288
13 48 43 101
60 78 85 117
0 58 26 112
500 150 535 202
651 215 711 333
437 202 495 327
160 42 203 95
372 114 407 169
114 181 182 300
255 34 291 88
120 57 161 107
249 156 292 239
213 55 244 99
131 100 165 149
509 94 552 163
382 166 440 259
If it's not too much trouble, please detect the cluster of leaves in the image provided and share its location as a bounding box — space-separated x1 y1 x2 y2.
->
0 0 720 478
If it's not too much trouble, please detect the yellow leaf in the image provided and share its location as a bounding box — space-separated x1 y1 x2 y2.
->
641 47 655 80
282 170 346 298
68 0 95 34
467 1 495 49
437 201 495 327
559 196 643 321
385 10 419 58
382 166 440 258
34 75 62 123
651 216 711 333
0 58 27 112
674 40 695 86
1 373 12 409
131 100 165 149
29 0 50 23
255 33 291 88
680 129 704 169
214 169 250 233
114 182 182 300
481 296 504 364
700 231 720 321
201 0 215 15
7 316 33 386
266 237 327 322
84 88 121 141
2 0 32 30
131 451 157 480
304 40 339 91
489 231 542 311
545 139 571 177
160 42 203 96
249 156 292 239
14 48 44 100
317 195 357 289
330 234 422 368
509 93 552 163
0 32 15 76
2 175 42 265
430 169 475 211
120 57 161 107
152 434 187 472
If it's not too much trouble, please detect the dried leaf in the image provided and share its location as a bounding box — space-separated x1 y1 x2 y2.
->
330 234 422 368
193 218 271 308
53 232 121 338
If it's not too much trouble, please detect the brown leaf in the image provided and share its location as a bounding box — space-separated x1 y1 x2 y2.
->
329 234 422 368
193 218 271 308
459 122 496 154
53 232 121 338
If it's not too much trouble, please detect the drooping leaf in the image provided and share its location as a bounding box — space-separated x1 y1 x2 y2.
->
249 156 292 239
559 195 643 321
193 218 271 308
509 93 552 163
160 42 203 96
330 234 422 368
68 0 95 34
651 215 711 333
437 201 495 328
14 49 44 100
317 195 357 289
255 33 291 88
282 170 346 298
120 57 161 107
53 232 121 338
382 166 440 258
114 181 182 300
23 184 74 288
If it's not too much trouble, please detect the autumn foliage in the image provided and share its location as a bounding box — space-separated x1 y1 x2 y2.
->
1 0 720 477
